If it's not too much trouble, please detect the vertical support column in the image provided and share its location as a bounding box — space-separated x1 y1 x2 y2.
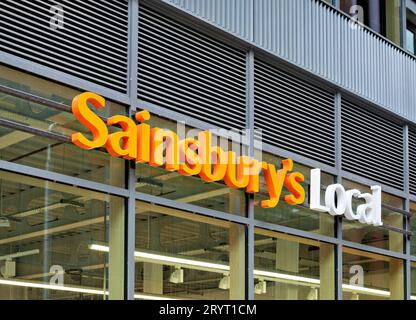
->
143 264 163 294
245 48 255 300
368 0 381 33
109 157 126 300
400 0 407 47
335 92 343 300
109 196 126 299
390 258 405 299
125 0 139 301
403 125 411 300
230 224 246 299
143 218 163 295
229 190 245 299
319 233 336 300
275 239 299 299
386 0 402 45
125 161 137 300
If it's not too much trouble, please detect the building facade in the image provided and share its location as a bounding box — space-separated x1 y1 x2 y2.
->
0 0 416 300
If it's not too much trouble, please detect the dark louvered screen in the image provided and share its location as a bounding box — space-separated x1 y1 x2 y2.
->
409 129 416 195
341 100 404 189
137 5 247 130
0 0 129 93
254 59 336 165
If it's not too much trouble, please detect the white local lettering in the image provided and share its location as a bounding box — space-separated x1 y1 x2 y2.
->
310 168 382 226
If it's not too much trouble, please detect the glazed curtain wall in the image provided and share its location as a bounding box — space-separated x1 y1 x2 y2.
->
0 0 416 300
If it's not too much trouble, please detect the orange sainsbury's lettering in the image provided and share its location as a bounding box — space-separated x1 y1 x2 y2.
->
198 131 228 183
106 115 137 160
261 159 293 209
150 128 179 171
71 92 108 149
135 111 151 164
70 92 306 210
224 152 250 189
284 171 305 205
178 138 201 176
246 160 267 194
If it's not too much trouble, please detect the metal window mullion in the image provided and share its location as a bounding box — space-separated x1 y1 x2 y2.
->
404 125 411 300
124 0 139 301
246 48 255 301
405 198 411 300
0 159 129 197
335 92 343 300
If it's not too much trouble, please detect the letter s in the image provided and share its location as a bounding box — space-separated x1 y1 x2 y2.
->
284 172 305 205
71 92 108 149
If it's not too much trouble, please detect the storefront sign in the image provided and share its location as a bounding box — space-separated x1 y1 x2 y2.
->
71 92 382 226
310 169 382 226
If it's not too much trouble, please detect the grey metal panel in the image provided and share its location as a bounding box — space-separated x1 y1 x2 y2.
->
137 5 247 130
0 0 129 93
409 129 416 195
341 99 405 190
254 59 336 166
161 0 416 125
159 0 253 41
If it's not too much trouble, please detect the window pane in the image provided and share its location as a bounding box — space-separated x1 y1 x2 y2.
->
409 202 416 256
135 201 245 299
0 170 123 300
0 126 125 187
0 65 125 117
343 248 404 300
0 66 126 188
342 180 404 253
254 228 335 300
411 262 416 299
406 29 415 53
254 152 335 236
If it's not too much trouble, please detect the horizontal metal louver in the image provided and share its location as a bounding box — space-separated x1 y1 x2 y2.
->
341 100 404 190
0 0 129 93
254 59 336 165
409 129 416 195
137 5 247 130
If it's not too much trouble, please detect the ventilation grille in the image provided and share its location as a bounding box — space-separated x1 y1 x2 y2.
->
341 100 404 189
409 129 416 195
137 5 247 130
0 0 129 93
254 59 336 165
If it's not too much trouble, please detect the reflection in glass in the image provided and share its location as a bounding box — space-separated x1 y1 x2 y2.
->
342 248 404 300
254 229 335 300
254 152 335 236
135 201 245 299
135 114 247 216
0 170 122 299
342 180 404 253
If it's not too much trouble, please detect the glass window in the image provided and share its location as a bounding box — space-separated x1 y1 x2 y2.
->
0 65 125 117
340 0 402 44
409 202 416 256
0 65 126 187
0 170 124 300
342 248 404 300
254 228 335 300
135 201 245 299
135 115 247 216
342 180 404 253
254 152 335 236
406 28 415 53
411 262 416 300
